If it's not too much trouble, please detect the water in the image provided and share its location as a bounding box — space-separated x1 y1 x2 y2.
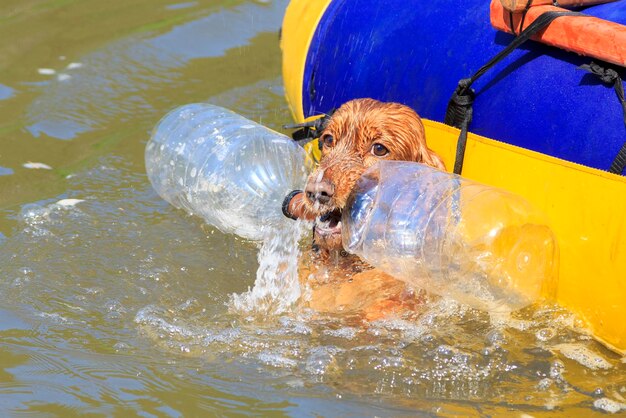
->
0 1 625 416
230 222 305 315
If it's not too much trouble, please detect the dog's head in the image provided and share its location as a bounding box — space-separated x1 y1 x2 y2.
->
302 98 445 253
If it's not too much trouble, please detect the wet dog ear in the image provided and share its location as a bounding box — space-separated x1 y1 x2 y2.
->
420 146 446 171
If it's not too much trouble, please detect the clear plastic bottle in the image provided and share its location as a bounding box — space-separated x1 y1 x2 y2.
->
145 103 309 241
342 160 559 312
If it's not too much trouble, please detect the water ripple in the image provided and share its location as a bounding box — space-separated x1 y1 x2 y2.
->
0 82 13 100
26 0 288 140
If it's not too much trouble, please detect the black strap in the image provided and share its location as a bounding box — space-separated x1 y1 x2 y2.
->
445 10 580 174
283 110 335 148
445 81 475 174
578 62 626 175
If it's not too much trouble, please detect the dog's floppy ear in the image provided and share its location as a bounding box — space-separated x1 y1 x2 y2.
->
420 146 446 171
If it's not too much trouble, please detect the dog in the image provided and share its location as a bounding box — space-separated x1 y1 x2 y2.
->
293 98 445 320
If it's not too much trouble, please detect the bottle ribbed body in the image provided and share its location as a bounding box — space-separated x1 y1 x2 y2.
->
343 161 558 312
145 103 308 241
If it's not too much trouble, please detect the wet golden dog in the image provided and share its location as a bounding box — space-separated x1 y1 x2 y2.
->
292 98 445 320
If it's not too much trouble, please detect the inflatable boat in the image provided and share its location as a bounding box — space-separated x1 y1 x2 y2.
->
281 0 626 353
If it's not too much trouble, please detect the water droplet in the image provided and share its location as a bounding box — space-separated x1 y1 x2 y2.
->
536 327 556 342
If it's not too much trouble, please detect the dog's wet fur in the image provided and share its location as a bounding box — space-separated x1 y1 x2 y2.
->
297 98 445 320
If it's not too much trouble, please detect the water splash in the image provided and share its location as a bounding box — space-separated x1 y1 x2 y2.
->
230 221 305 315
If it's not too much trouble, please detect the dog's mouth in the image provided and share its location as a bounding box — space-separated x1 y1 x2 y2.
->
314 208 343 237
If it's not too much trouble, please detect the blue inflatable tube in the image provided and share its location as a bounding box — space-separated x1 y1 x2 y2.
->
300 0 626 173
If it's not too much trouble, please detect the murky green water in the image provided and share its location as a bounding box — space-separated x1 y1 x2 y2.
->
1 1 625 416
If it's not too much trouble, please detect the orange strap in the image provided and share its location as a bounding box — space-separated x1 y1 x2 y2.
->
499 0 617 13
490 0 626 67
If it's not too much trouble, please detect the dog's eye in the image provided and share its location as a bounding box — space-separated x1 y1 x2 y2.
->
321 134 334 147
371 143 389 157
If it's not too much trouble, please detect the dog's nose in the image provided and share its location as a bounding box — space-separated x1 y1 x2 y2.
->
305 178 335 205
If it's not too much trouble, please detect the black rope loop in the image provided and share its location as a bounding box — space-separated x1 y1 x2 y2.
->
445 9 582 175
579 62 626 174
444 79 475 129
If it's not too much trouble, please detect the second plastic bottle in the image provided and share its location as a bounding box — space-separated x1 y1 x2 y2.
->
342 161 559 312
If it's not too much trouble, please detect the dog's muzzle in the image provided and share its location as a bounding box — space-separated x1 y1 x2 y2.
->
314 208 342 237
